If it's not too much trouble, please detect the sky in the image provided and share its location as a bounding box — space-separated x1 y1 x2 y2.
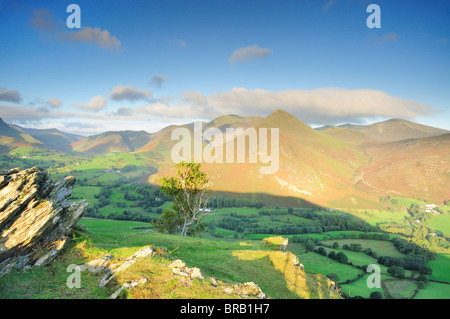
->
0 0 449 135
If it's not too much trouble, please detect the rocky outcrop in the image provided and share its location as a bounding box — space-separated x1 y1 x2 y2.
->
169 258 267 299
0 166 87 276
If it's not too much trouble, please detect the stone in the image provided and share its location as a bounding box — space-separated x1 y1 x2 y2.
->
0 166 88 276
99 246 153 287
233 282 266 299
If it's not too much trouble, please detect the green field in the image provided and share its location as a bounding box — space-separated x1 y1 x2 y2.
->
340 273 387 298
429 214 450 235
383 279 418 299
415 281 450 299
427 253 450 283
295 252 363 283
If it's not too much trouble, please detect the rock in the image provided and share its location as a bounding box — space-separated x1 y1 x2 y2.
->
0 166 88 276
223 287 234 294
169 259 185 269
109 277 148 299
169 259 203 280
84 254 114 273
99 246 153 287
210 277 219 287
233 282 266 299
187 267 204 279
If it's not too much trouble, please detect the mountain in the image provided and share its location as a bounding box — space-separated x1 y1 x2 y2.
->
321 127 379 148
71 130 152 154
314 125 334 131
10 125 83 152
355 133 450 204
146 110 383 208
0 117 84 153
339 119 448 142
2 112 448 206
0 117 23 139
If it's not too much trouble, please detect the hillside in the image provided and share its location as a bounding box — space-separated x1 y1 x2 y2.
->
147 110 383 208
0 117 83 153
355 133 450 204
339 119 448 142
0 171 340 300
71 131 152 154
1 111 449 207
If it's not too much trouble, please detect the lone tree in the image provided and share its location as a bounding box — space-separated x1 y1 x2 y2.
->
156 162 213 236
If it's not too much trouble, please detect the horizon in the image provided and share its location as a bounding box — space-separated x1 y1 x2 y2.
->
1 0 449 135
2 109 449 137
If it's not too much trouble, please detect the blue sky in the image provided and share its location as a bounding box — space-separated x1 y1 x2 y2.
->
0 0 449 135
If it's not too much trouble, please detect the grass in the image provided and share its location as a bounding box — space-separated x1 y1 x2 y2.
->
429 214 450 236
427 253 450 283
294 252 363 283
383 279 418 299
414 281 450 299
0 240 117 299
78 218 339 299
340 273 386 298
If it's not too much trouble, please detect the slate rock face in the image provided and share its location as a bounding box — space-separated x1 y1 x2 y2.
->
0 166 87 276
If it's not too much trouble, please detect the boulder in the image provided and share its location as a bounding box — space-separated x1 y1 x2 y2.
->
0 166 87 276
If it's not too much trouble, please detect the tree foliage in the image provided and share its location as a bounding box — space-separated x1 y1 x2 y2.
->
157 162 213 236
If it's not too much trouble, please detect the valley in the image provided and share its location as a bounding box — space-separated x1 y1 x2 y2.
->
0 111 449 299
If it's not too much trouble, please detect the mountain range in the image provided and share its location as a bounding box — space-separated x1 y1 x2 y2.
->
0 111 449 207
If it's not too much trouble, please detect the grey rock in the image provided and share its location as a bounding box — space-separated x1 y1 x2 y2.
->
0 166 87 276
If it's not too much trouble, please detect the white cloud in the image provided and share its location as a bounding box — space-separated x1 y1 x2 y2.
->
47 97 62 108
30 9 121 51
135 87 435 124
58 27 121 50
0 88 21 103
110 85 152 102
1 87 438 133
229 45 272 63
322 0 335 12
30 9 58 31
113 106 133 116
73 95 108 112
150 74 168 89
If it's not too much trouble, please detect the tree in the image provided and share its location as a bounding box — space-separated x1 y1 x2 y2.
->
370 291 383 299
159 162 213 236
419 266 432 276
335 252 348 264
387 266 406 279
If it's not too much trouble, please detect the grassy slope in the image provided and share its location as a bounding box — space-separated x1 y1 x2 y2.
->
79 218 339 299
0 218 340 299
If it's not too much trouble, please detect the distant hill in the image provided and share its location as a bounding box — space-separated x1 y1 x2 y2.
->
314 125 334 131
355 133 450 204
338 119 448 142
0 117 84 152
321 127 379 147
2 112 448 206
10 125 83 152
71 130 152 154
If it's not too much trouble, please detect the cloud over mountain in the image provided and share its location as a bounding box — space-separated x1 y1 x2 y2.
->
135 87 436 124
